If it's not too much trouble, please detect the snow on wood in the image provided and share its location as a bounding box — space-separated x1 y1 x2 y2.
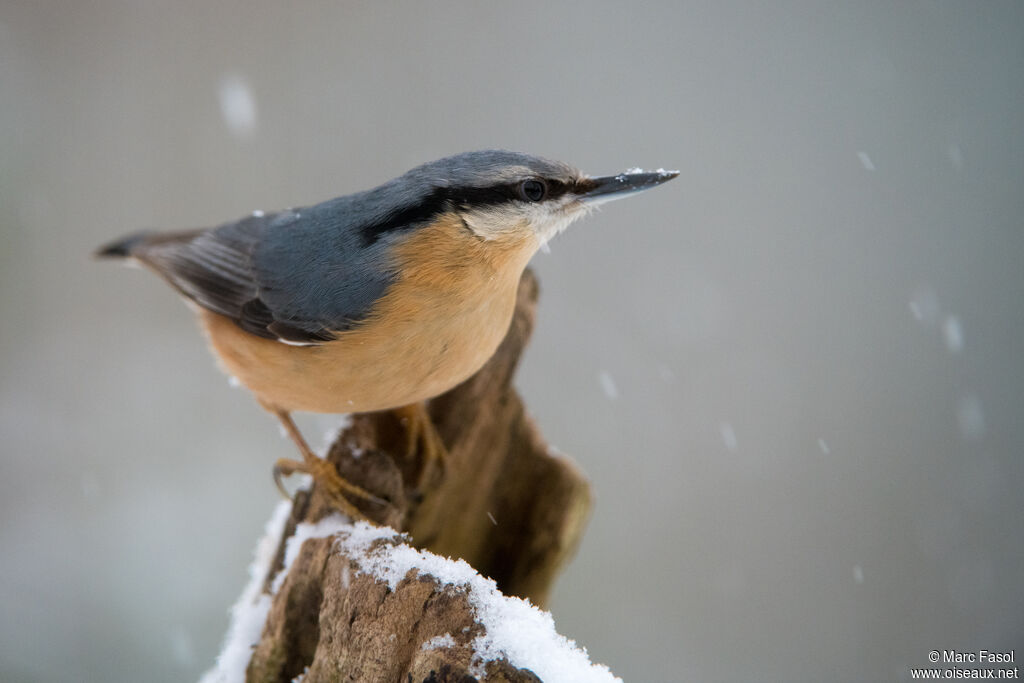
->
199 501 291 683
333 519 620 682
198 270 607 681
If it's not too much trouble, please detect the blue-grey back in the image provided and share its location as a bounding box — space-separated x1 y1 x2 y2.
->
124 150 574 343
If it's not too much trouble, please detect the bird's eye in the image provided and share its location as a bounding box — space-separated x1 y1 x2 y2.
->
519 179 547 202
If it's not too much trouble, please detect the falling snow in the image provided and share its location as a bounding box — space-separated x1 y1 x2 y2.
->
80 471 99 498
719 422 738 452
857 151 876 171
947 144 964 171
956 394 986 440
171 627 196 667
908 287 940 326
657 364 675 383
218 74 258 139
598 371 619 400
942 315 964 353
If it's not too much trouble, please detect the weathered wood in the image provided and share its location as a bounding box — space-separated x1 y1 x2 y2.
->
245 269 595 682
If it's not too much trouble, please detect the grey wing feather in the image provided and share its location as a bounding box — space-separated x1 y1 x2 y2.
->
128 206 394 343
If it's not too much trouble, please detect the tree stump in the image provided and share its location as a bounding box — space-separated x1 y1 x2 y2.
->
203 270 614 683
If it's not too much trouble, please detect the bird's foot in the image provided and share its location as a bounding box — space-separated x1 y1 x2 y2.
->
273 457 386 520
393 402 448 488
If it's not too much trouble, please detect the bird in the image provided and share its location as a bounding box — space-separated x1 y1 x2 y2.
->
97 150 678 518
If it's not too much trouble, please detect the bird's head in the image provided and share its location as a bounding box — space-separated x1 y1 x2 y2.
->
395 150 678 249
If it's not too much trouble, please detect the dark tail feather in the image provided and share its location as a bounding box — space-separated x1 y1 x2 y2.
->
94 231 154 259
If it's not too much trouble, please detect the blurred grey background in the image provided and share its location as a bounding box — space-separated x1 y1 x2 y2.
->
2 1 1022 681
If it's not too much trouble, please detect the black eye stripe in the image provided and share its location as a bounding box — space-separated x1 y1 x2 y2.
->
540 179 569 199
449 184 518 207
449 179 571 207
360 179 574 245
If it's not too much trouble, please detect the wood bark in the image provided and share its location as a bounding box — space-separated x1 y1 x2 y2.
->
245 269 594 683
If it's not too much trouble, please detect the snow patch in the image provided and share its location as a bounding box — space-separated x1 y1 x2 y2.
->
547 445 568 460
422 633 457 651
335 522 621 682
202 509 620 682
271 513 352 594
199 500 292 683
318 415 352 458
618 167 677 177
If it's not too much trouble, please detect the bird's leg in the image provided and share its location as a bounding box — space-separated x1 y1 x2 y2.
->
267 407 382 519
393 402 448 487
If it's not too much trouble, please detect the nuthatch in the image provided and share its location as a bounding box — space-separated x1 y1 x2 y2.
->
97 150 677 518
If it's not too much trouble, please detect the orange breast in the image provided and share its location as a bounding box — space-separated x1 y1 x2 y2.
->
198 215 537 414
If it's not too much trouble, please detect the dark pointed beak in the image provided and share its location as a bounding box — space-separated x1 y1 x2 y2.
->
578 168 679 204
